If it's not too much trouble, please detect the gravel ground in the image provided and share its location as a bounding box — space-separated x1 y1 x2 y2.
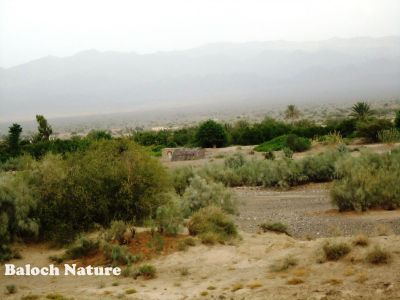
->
234 183 400 239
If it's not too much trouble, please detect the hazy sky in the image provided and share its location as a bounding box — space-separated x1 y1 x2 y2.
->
1 0 399 68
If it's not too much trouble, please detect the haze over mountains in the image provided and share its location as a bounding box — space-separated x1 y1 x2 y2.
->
1 36 399 122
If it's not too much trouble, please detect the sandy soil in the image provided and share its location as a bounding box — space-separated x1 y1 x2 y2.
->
1 233 400 300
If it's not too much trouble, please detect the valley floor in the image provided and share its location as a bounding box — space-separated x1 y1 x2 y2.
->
1 183 400 300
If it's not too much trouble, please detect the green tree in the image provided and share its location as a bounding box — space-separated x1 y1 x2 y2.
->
350 102 372 121
195 120 227 148
7 124 23 157
35 115 53 141
395 110 400 129
284 105 300 122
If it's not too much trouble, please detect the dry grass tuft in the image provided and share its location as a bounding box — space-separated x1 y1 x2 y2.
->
322 242 351 261
247 281 263 289
323 277 343 285
231 283 244 292
286 277 304 285
366 246 392 265
269 255 298 272
352 234 369 247
354 272 368 283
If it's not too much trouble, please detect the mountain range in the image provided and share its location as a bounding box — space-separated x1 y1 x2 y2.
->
1 36 399 122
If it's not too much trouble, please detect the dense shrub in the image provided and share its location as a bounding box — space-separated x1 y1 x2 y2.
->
396 110 400 129
377 128 400 144
182 175 237 216
187 206 238 243
155 193 183 235
331 149 400 211
356 118 393 142
286 134 311 152
175 149 345 190
170 166 195 196
254 135 288 152
0 172 39 259
254 134 311 153
300 150 342 182
0 139 173 245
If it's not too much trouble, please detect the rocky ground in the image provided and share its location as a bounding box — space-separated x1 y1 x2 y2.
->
234 183 400 238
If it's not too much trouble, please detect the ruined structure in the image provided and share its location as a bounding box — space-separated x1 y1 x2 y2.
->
162 147 205 161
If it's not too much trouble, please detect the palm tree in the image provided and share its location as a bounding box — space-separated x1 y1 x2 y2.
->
284 104 300 122
350 102 372 120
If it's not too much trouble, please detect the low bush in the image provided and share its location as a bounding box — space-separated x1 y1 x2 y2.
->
182 175 237 216
322 242 351 261
259 222 289 235
224 153 245 169
6 284 17 294
65 235 99 259
155 194 183 235
102 220 135 245
101 242 141 265
286 134 311 152
137 264 157 279
187 206 238 243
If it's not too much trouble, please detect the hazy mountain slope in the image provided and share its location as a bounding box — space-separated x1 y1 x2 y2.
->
0 37 399 121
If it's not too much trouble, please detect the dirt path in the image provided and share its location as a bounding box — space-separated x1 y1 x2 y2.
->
234 183 400 239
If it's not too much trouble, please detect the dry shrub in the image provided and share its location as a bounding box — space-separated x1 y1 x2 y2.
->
259 222 289 235
366 246 392 265
322 242 351 261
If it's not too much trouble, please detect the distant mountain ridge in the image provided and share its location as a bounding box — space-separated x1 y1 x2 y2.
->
1 36 399 121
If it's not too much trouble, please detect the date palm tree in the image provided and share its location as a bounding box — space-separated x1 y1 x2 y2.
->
350 102 372 121
284 104 300 123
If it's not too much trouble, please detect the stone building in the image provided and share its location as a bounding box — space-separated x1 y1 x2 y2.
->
162 147 205 161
